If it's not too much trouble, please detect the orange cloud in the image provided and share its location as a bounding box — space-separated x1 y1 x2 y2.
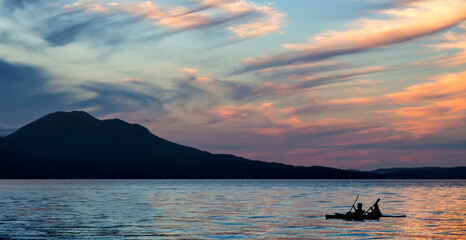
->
392 115 465 138
239 0 466 73
208 102 281 123
329 97 379 105
284 0 466 50
380 97 466 118
385 71 466 103
179 68 214 83
386 72 466 137
206 102 364 138
181 68 198 76
380 106 446 118
329 71 466 107
321 70 466 138
209 105 247 121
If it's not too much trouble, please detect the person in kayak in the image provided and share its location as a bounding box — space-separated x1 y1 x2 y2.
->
353 203 365 218
367 199 383 217
346 202 365 218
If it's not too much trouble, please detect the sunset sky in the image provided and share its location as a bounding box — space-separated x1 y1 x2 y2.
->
1 0 465 170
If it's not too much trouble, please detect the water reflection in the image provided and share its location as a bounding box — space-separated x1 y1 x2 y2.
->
0 180 464 239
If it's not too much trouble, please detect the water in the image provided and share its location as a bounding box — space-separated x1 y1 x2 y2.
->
0 180 464 239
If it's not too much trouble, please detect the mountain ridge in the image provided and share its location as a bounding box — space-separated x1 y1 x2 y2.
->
1 111 381 179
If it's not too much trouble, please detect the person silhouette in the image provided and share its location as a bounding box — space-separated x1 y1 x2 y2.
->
354 203 364 218
368 200 383 217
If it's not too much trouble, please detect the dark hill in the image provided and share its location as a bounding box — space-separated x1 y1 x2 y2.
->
2 111 381 179
379 167 466 179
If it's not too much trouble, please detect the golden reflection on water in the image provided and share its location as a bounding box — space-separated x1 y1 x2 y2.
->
392 184 466 239
146 180 466 239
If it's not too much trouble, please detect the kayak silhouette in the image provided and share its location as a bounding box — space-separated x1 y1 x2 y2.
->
325 196 406 220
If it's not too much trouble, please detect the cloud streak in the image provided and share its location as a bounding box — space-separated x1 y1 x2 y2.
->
236 0 466 74
76 81 168 116
250 66 386 97
64 0 284 40
324 70 466 138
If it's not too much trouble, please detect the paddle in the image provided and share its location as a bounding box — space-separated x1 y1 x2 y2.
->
349 195 359 212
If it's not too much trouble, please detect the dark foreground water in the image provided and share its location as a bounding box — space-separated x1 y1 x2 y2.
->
0 180 464 239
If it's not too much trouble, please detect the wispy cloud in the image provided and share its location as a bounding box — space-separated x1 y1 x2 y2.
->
324 70 466 138
253 60 350 81
236 0 466 73
427 23 466 67
249 66 386 96
63 0 284 39
385 71 466 103
76 81 168 116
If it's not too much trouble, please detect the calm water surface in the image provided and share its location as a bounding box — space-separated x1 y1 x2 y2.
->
0 180 464 239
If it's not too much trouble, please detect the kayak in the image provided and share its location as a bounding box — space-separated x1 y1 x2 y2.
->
326 197 406 221
325 213 380 220
325 213 406 220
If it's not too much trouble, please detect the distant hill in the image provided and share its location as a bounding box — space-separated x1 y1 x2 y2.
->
1 111 381 179
370 168 417 175
372 167 466 179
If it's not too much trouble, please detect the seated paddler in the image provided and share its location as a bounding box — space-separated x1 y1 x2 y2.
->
367 198 383 217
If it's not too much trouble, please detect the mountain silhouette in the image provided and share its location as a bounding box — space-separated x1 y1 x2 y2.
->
1 111 381 179
6 111 199 159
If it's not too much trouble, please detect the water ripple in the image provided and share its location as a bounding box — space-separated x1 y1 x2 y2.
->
0 179 464 239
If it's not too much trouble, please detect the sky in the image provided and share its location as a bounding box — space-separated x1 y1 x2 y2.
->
0 0 465 170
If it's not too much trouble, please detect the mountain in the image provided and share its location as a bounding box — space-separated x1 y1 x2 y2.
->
373 167 466 179
1 111 381 179
5 111 199 159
